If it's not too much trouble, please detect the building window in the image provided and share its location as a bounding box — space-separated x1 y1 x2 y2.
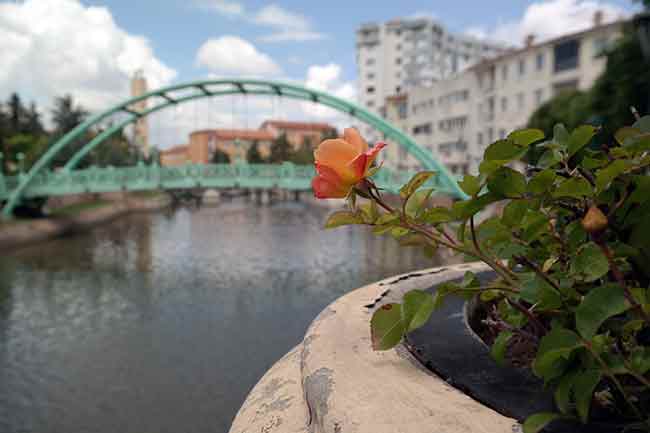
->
518 58 526 76
395 86 401 93
535 88 544 106
536 53 544 71
396 43 402 51
366 86 375 94
488 128 494 143
499 129 506 139
398 103 407 119
517 92 525 110
501 64 508 81
367 100 375 108
367 72 375 79
477 132 483 146
395 58 402 65
501 96 508 112
554 39 580 72
366 58 376 66
413 123 432 135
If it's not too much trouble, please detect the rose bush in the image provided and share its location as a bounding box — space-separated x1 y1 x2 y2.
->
314 117 650 432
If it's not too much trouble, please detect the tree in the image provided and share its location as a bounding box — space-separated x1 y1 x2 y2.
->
211 147 231 163
5 134 48 172
269 133 292 163
50 95 90 167
290 136 315 165
320 128 338 141
589 25 650 136
527 90 593 137
246 140 265 163
25 102 44 136
89 129 137 167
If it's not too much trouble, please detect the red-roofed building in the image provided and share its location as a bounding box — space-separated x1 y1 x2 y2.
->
160 145 189 166
259 120 337 150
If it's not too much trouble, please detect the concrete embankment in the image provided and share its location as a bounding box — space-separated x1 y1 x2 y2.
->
0 193 171 251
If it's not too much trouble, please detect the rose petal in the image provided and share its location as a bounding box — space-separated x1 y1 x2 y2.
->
348 153 368 181
343 128 368 154
314 138 361 183
312 174 350 199
363 142 387 174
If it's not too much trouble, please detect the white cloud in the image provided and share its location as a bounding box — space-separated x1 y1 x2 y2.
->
466 0 629 46
195 36 282 76
253 4 326 42
196 0 244 17
197 2 326 42
302 63 356 120
0 0 176 114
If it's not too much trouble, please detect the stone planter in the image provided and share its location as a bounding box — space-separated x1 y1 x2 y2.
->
228 263 518 433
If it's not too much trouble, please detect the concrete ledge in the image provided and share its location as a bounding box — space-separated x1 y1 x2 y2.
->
230 263 520 433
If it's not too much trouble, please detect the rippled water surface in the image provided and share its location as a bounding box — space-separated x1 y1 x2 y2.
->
0 200 448 433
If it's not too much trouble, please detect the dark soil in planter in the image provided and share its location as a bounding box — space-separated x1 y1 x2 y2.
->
404 270 644 433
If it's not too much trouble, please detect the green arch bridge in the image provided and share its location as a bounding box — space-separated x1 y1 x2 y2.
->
0 78 467 218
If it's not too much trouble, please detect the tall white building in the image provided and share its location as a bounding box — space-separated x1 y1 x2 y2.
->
383 12 625 175
356 17 507 140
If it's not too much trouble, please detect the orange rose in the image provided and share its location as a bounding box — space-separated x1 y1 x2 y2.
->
312 128 386 199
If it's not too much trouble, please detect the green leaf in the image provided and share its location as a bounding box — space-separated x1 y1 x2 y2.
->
629 347 650 375
568 125 597 157
573 370 601 423
615 126 642 145
484 139 525 161
553 124 570 147
554 371 577 414
491 331 513 367
538 149 562 168
533 327 582 380
523 413 561 433
359 201 379 223
595 159 628 192
502 200 529 227
521 210 549 242
400 171 435 199
451 193 501 220
423 207 454 224
370 303 405 351
487 167 526 198
405 188 434 217
632 115 650 132
459 174 481 196
401 290 435 332
375 212 400 225
570 242 609 283
528 169 556 194
552 178 593 199
324 210 363 229
509 128 545 147
520 274 562 310
575 283 630 339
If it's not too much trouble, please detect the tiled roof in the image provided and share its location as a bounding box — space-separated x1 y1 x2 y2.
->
191 129 274 141
259 120 336 132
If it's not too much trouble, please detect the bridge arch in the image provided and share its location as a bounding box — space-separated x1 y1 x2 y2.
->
2 78 467 217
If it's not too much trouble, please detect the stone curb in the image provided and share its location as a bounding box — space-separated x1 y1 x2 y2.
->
230 263 520 433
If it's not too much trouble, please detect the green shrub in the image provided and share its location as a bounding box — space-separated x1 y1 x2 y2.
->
325 116 650 432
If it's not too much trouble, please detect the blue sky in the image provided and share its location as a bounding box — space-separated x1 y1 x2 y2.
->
79 0 635 85
0 0 639 146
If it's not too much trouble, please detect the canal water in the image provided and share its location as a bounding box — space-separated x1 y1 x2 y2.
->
0 200 446 433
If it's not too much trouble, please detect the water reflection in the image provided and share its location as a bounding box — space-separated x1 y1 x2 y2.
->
0 201 450 433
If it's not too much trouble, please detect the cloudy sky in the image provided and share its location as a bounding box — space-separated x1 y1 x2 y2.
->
0 0 638 148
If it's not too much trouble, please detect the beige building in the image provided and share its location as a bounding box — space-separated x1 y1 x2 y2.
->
188 129 274 164
382 13 624 174
130 70 149 157
160 145 189 166
259 120 337 150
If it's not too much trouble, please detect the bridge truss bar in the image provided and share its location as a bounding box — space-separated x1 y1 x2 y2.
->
2 79 467 218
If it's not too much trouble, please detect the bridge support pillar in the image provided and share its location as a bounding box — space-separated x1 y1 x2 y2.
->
203 189 221 206
257 189 271 205
293 191 300 201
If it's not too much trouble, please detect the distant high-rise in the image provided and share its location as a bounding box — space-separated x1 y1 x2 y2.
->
355 17 507 140
130 70 149 157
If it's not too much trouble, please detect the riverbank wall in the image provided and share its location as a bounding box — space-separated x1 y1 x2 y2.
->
0 193 171 252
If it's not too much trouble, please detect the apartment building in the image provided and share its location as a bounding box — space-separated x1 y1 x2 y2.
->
383 12 625 174
356 17 506 142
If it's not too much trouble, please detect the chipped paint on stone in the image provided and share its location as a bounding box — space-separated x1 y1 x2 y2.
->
303 367 334 433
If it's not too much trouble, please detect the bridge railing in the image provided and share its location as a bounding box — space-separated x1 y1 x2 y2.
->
0 161 461 202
